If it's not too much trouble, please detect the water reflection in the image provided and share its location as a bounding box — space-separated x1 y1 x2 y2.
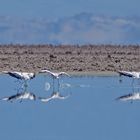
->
0 74 140 140
116 78 140 103
116 92 140 103
0 73 71 103
0 85 36 103
117 71 140 101
40 76 71 103
38 91 71 103
44 82 51 91
0 73 140 104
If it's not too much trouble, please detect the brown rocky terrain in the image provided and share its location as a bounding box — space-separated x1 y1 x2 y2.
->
0 44 139 74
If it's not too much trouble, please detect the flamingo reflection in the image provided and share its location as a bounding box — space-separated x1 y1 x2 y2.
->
38 91 71 103
116 92 140 103
0 84 36 103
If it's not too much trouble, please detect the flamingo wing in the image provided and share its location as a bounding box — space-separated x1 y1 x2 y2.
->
118 71 133 77
40 69 55 77
58 72 70 77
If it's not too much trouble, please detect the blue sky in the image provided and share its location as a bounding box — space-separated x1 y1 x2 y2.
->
0 0 139 19
0 0 139 44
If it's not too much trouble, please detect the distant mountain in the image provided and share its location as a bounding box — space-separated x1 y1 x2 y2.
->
0 13 140 44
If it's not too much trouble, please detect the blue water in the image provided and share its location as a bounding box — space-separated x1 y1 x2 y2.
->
0 74 140 140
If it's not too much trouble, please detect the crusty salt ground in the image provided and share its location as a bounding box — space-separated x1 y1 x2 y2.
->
0 45 139 75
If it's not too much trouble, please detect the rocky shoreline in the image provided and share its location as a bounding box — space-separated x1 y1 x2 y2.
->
0 45 139 74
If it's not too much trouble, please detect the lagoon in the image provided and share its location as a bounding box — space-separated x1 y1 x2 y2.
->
0 75 139 140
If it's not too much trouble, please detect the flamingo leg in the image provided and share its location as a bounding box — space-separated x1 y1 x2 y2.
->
22 80 28 91
58 79 60 89
137 79 140 92
19 99 23 103
24 80 28 88
52 77 55 92
131 78 135 92
119 75 122 83
131 78 134 86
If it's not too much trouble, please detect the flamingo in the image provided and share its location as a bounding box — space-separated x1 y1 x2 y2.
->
117 71 140 78
116 92 140 103
39 69 70 87
117 70 140 85
2 71 36 87
40 69 70 78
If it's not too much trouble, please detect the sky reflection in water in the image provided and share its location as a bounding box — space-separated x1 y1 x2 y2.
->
0 75 140 140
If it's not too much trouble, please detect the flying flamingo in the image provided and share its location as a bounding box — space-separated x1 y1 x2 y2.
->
117 70 140 85
2 71 36 87
40 69 70 87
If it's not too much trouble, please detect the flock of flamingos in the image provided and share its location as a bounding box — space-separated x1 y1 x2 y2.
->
0 69 71 103
0 69 140 103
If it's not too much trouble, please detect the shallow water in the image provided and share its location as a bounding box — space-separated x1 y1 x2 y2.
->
0 74 140 140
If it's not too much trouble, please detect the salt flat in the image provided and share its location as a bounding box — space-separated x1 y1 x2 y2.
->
0 45 139 75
